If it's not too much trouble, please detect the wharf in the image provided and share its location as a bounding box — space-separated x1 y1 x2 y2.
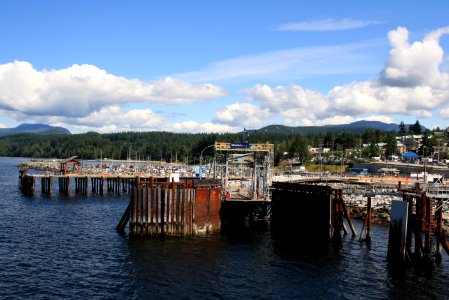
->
19 172 168 196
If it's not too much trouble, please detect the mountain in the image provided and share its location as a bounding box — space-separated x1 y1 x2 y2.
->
254 121 426 135
0 123 71 136
325 120 400 131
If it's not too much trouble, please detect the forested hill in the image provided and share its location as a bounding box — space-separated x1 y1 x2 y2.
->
253 120 421 135
0 123 70 136
0 120 429 164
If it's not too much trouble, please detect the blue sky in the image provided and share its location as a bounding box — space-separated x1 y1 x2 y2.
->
1 0 449 133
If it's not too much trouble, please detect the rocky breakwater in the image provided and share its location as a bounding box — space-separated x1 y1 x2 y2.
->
344 193 397 225
343 189 449 235
313 182 449 234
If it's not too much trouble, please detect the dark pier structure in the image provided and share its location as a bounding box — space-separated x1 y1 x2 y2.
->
20 173 140 196
116 179 222 237
270 182 356 241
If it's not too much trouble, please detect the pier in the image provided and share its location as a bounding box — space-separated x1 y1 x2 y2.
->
19 173 146 196
16 148 449 268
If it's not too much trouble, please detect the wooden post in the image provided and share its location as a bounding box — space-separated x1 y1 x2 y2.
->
436 198 443 262
130 186 138 236
415 194 423 258
100 177 104 195
359 196 372 241
424 192 432 261
160 186 165 236
84 176 88 194
66 176 70 195
366 196 372 241
406 194 413 255
116 204 131 234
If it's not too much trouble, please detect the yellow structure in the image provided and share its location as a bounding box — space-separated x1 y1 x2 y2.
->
214 142 273 152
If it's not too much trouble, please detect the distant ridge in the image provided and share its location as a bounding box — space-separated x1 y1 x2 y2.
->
252 120 426 135
324 120 399 131
0 123 71 136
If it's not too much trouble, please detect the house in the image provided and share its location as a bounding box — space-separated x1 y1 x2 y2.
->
398 135 423 152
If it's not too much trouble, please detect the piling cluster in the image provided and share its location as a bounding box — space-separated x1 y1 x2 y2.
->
20 173 139 196
117 179 222 237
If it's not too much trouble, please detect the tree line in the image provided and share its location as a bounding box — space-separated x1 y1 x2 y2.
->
0 120 445 165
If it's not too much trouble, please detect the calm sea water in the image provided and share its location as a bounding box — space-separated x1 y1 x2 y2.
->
1 157 448 299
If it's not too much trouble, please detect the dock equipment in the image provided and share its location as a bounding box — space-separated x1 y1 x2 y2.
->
213 141 274 201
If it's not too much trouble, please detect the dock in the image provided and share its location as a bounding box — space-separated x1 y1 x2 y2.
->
19 172 161 196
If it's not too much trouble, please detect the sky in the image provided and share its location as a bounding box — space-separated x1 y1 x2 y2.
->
1 0 449 134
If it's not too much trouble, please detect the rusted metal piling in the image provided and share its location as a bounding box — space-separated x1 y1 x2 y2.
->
388 182 449 265
270 182 355 241
117 179 222 237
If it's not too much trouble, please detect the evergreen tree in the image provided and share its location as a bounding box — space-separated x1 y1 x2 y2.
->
411 120 422 134
384 133 398 158
288 136 310 164
399 121 407 135
362 141 381 158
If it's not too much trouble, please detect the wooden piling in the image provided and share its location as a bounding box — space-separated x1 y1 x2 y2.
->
359 196 372 241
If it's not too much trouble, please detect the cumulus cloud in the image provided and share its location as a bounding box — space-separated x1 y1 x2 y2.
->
380 26 449 88
0 61 226 118
165 121 240 134
234 26 449 127
74 105 164 129
276 18 379 31
213 103 271 128
238 84 330 126
15 105 165 133
3 26 449 133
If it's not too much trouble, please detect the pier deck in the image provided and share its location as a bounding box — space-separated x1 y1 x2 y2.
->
19 172 169 196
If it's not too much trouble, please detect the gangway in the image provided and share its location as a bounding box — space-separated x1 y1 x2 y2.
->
212 141 274 201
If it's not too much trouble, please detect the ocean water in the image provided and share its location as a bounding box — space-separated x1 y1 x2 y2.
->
1 157 448 299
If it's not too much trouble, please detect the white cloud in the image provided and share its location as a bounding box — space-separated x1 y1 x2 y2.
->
73 105 164 129
276 18 379 31
237 26 449 127
13 105 165 133
213 103 271 128
242 84 329 126
380 26 449 89
0 61 226 118
165 121 240 134
439 107 449 119
3 26 449 133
